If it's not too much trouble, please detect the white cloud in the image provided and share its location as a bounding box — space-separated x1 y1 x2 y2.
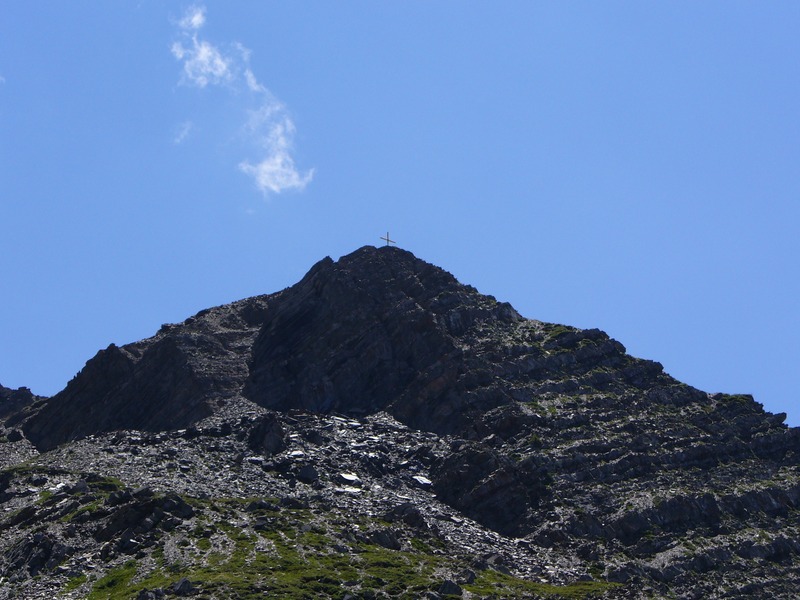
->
171 4 232 88
0 75 5 84
173 121 194 145
239 113 314 195
240 98 291 141
171 5 313 197
244 69 265 93
171 37 231 88
179 5 206 31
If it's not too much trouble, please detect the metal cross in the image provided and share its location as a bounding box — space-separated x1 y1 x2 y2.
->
380 232 396 246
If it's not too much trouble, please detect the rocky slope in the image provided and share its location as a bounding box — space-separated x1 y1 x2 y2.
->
2 245 799 599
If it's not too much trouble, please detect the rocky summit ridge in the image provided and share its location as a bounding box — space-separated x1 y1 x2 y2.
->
2 245 800 599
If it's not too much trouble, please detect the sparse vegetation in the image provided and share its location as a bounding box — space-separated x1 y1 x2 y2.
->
87 560 138 600
79 500 621 600
60 498 104 522
543 324 575 339
464 568 619 598
63 573 88 592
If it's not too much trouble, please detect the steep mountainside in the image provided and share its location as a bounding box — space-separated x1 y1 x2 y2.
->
2 246 799 599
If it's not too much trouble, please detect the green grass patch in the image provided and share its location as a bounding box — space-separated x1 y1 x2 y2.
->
60 498 104 522
543 324 575 339
63 573 88 593
464 568 620 599
85 475 125 494
196 537 212 551
88 561 138 600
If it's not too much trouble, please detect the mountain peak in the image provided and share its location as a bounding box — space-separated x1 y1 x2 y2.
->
20 246 518 450
299 245 471 305
243 245 521 426
3 248 800 598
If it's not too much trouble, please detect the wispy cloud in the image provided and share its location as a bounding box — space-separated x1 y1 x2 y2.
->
171 5 313 197
173 120 194 145
171 7 231 89
0 75 6 85
239 107 314 195
178 5 205 30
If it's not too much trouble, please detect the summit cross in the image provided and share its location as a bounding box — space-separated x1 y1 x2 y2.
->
380 232 396 246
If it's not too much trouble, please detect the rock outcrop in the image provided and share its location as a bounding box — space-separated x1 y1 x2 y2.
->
0 384 39 421
2 245 800 599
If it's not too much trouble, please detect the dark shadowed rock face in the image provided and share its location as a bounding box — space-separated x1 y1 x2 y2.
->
244 246 522 433
431 439 547 536
21 295 271 450
241 247 682 443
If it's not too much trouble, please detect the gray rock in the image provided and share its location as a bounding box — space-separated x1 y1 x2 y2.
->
383 502 428 529
247 413 285 456
297 464 319 484
438 579 462 596
456 569 475 584
336 472 362 487
172 577 195 596
368 528 401 550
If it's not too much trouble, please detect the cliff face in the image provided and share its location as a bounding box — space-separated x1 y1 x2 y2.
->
21 295 271 450
3 245 800 599
243 247 523 434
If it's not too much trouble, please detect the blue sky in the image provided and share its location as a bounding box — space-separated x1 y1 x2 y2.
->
2 3 799 424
